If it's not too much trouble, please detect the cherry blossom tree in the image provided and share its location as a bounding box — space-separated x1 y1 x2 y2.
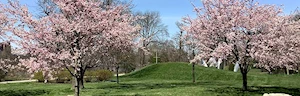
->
252 14 300 75
183 0 288 90
1 0 140 95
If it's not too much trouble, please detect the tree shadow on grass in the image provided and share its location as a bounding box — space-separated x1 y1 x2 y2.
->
208 86 300 96
0 89 50 96
87 81 216 95
96 81 225 90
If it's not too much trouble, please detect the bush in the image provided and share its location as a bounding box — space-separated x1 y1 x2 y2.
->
33 71 44 82
84 71 95 82
120 63 136 73
53 70 72 83
0 70 6 81
95 70 113 81
84 70 113 82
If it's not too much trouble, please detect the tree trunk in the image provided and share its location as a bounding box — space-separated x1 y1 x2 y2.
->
79 75 84 89
116 65 119 84
140 49 146 67
192 49 196 83
142 52 146 66
74 77 80 96
192 63 195 83
222 59 227 70
79 68 86 89
240 63 248 91
286 68 290 75
242 71 247 91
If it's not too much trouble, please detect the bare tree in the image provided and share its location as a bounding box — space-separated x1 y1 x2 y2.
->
135 11 168 67
37 0 59 17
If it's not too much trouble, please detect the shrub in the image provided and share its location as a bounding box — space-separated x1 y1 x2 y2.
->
84 71 94 82
95 70 113 81
53 70 72 83
33 71 44 82
0 70 6 81
83 70 113 82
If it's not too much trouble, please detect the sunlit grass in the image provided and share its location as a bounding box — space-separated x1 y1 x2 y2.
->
0 62 299 96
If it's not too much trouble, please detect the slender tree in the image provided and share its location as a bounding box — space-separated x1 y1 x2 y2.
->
174 21 186 62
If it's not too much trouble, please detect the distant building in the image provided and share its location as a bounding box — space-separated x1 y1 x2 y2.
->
0 42 12 59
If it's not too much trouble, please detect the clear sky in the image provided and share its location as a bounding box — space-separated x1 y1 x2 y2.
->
132 0 299 38
2 0 299 38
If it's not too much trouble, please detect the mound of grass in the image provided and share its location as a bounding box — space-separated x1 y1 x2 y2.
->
124 62 300 89
125 62 241 81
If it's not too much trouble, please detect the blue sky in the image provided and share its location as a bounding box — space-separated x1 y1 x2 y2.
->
132 0 299 38
2 0 299 38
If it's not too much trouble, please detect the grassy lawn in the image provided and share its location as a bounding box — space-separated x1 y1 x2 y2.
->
0 62 300 96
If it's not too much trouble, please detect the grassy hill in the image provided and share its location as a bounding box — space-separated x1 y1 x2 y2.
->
124 62 300 84
121 62 300 95
1 62 300 96
125 62 239 81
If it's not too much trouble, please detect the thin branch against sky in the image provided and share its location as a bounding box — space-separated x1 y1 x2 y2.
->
2 0 298 38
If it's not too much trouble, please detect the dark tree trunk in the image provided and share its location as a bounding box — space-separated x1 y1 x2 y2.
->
178 30 183 62
79 77 84 89
192 63 195 83
286 67 290 75
79 68 86 89
222 59 227 70
239 63 248 91
192 49 196 83
242 71 247 91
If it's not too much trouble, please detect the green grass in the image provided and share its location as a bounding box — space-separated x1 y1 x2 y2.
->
1 62 300 96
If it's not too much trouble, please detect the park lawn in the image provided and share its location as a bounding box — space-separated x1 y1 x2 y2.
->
0 62 300 96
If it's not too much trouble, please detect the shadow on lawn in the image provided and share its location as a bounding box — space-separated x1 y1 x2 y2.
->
93 81 300 96
0 89 50 96
208 86 300 96
96 81 225 90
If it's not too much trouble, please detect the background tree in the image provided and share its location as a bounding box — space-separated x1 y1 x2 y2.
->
173 21 189 62
37 0 58 17
135 11 168 67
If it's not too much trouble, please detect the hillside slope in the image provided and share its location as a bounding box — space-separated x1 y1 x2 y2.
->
125 62 244 81
124 62 300 86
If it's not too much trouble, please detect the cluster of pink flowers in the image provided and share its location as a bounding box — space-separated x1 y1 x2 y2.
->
183 0 300 70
